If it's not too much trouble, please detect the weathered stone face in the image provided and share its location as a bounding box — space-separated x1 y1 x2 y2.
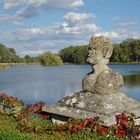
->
86 36 113 65
86 49 103 65
89 36 113 59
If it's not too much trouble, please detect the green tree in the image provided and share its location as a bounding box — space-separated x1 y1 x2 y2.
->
110 44 121 62
128 39 140 62
9 48 16 56
120 40 131 62
59 46 75 63
0 44 16 63
59 45 89 64
73 45 89 64
40 51 63 66
24 55 31 63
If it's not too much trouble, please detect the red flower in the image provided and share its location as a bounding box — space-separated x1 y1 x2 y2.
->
79 124 84 130
120 120 127 126
98 127 107 134
116 125 126 137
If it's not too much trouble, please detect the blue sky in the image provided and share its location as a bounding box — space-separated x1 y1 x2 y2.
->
0 0 140 56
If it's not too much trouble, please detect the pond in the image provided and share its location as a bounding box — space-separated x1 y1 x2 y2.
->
0 64 140 104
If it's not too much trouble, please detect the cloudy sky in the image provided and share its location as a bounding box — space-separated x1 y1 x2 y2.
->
0 0 140 56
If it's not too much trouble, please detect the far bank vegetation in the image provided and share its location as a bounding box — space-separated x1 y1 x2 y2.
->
0 38 140 66
59 38 140 64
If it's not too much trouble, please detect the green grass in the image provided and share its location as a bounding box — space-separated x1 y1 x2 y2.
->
0 112 126 140
0 113 36 140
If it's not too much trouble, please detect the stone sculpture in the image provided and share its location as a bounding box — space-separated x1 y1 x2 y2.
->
43 36 140 126
82 36 124 94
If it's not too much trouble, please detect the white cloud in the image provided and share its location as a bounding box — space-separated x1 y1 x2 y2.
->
61 12 99 37
95 31 119 39
70 0 84 7
3 0 84 18
16 26 59 41
16 6 39 18
4 0 48 9
0 13 16 22
14 11 98 37
119 21 137 26
95 28 140 43
62 24 99 35
13 12 99 43
43 0 84 9
27 0 48 7
4 0 21 10
4 0 84 10
64 12 95 26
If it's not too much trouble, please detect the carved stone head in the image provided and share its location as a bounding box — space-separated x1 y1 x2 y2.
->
86 36 113 65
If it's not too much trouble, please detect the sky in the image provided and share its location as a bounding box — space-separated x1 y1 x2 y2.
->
0 0 140 56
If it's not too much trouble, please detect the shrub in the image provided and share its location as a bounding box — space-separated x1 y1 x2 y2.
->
40 51 63 66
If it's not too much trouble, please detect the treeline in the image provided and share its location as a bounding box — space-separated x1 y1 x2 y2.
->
1 38 140 65
110 39 140 63
0 44 20 63
59 45 89 64
0 44 40 63
0 44 62 66
59 38 140 64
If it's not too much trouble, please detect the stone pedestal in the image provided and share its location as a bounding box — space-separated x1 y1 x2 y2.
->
56 91 140 126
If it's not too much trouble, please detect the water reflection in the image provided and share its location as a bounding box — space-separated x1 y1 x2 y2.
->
123 72 140 87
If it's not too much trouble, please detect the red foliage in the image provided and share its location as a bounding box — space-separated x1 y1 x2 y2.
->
0 93 24 107
98 126 107 135
115 111 135 138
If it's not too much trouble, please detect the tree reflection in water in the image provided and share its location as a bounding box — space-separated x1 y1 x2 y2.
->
123 72 140 87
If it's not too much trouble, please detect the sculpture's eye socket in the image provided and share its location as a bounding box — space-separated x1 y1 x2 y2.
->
88 47 92 51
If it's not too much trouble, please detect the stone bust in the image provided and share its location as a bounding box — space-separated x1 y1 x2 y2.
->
82 36 124 94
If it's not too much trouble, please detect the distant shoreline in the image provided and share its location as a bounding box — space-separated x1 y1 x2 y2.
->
0 62 140 68
0 63 20 68
0 63 40 68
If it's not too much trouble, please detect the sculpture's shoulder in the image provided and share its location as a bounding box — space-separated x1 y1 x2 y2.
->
82 71 97 93
82 69 124 94
94 70 124 94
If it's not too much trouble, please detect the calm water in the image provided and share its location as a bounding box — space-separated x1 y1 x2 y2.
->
0 64 140 104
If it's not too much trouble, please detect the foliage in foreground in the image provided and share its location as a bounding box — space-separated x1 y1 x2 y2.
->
0 113 124 140
0 93 140 140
